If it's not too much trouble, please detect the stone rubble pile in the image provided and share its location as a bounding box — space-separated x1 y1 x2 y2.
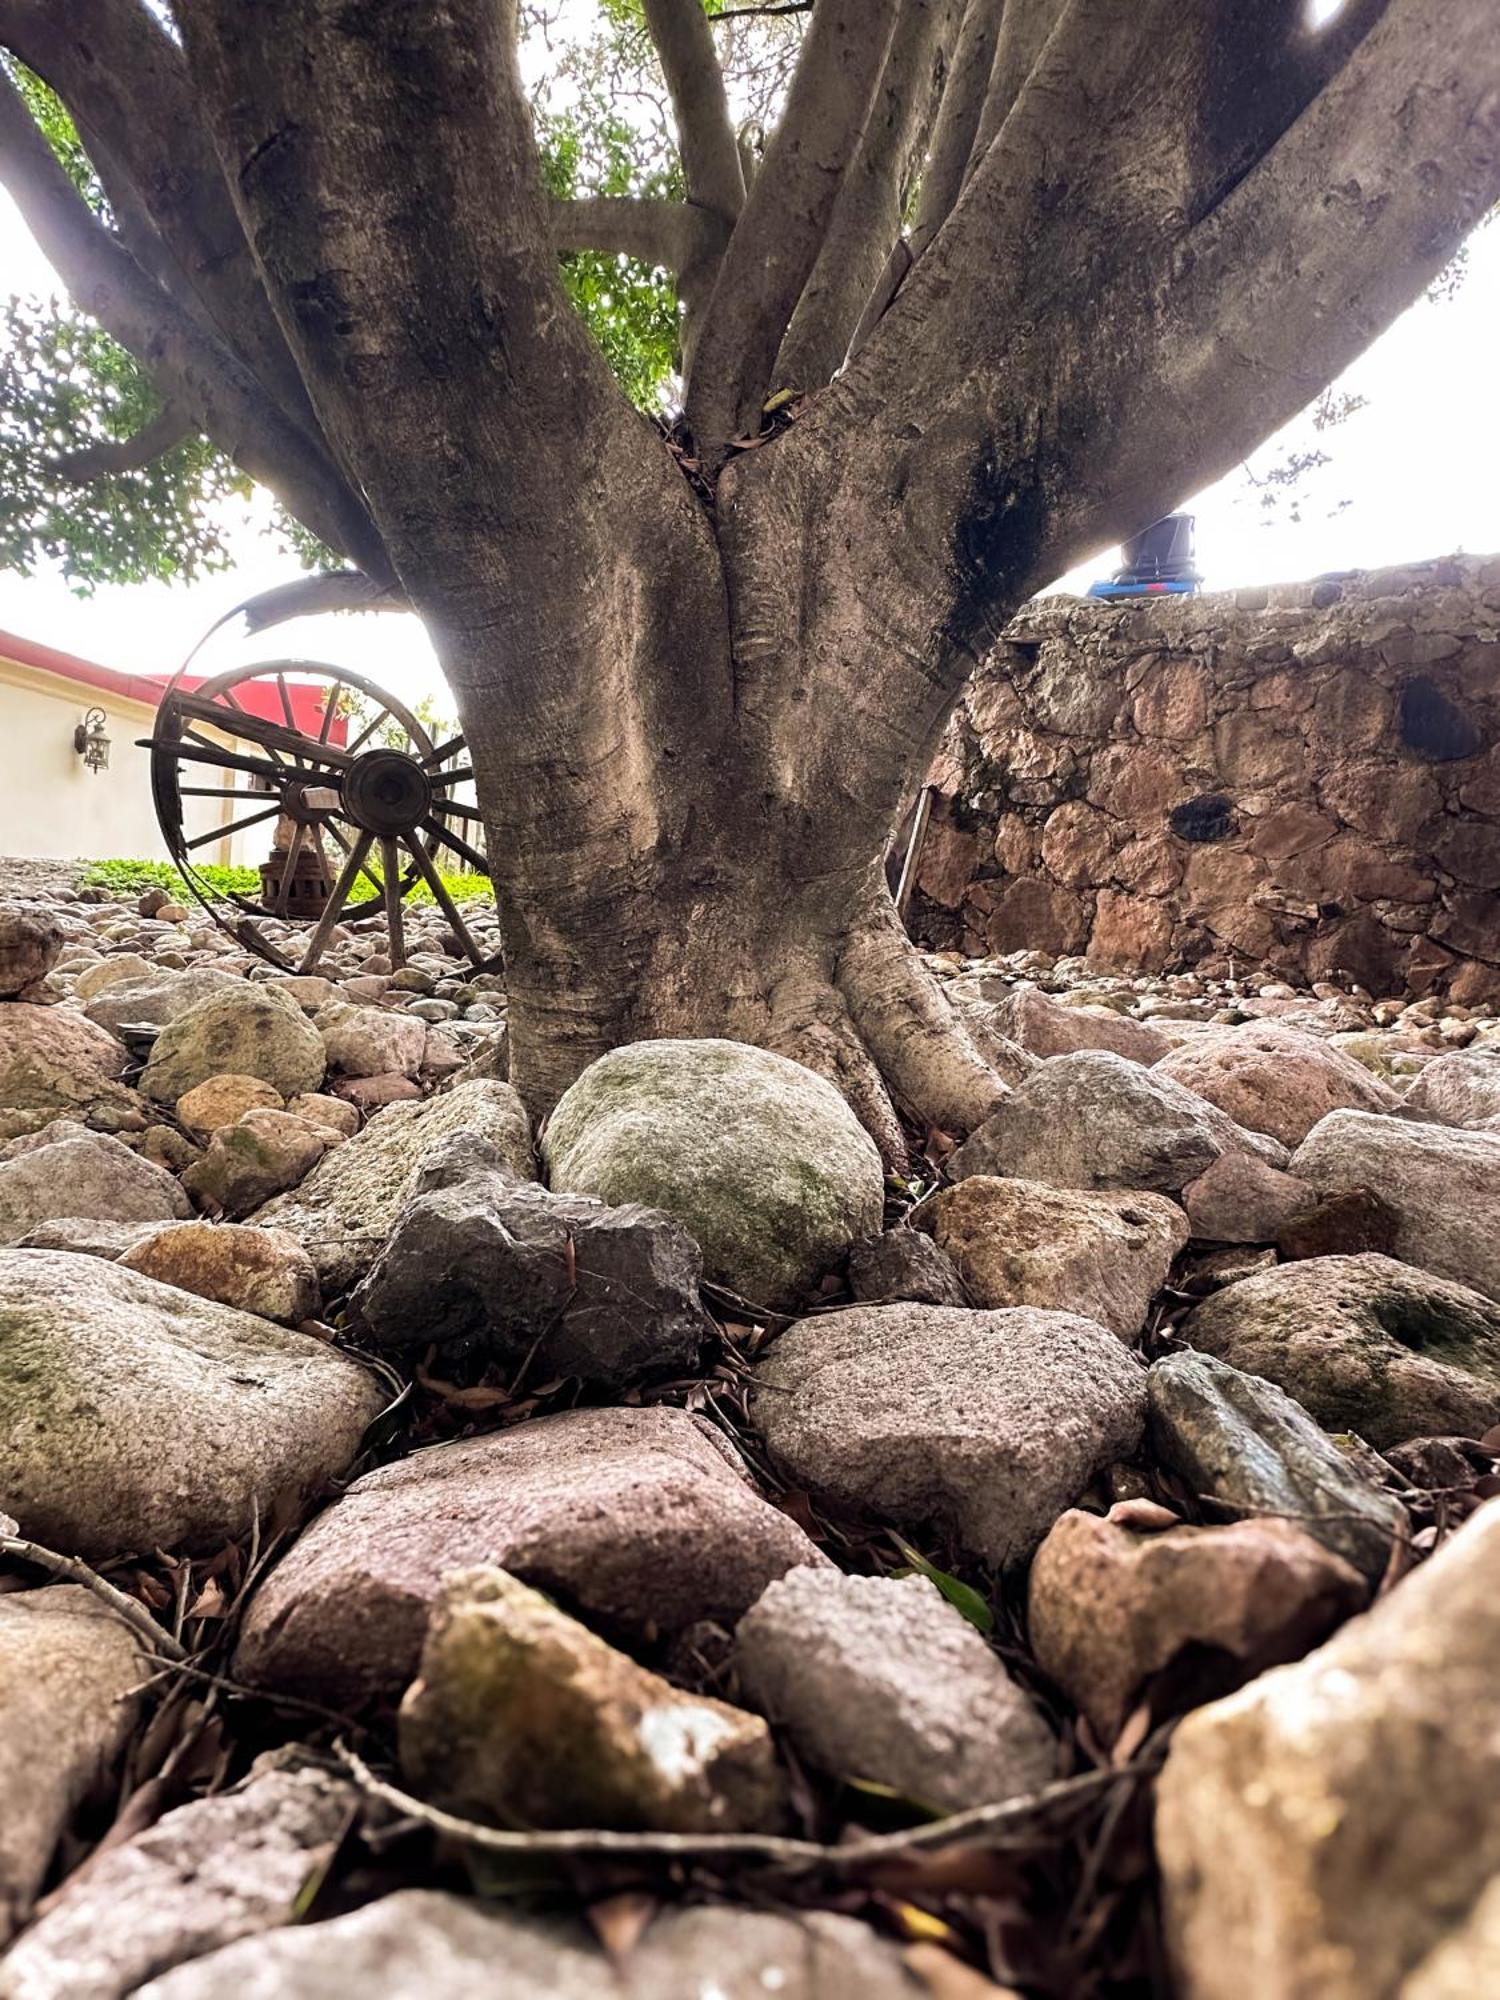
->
1 875 1499 1997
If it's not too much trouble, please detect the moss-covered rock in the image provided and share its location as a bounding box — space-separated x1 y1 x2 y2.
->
141 986 326 1104
542 1039 883 1309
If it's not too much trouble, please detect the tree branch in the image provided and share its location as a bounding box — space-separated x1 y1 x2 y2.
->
685 0 901 462
548 193 727 272
775 0 962 394
0 65 391 578
642 0 745 222
48 402 192 482
967 0 1064 172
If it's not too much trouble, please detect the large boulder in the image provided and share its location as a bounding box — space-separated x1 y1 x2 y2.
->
949 1050 1287 1192
734 1567 1055 1812
234 1405 825 1712
1028 1509 1366 1743
751 1302 1147 1566
141 986 326 1104
994 982 1173 1063
1182 1254 1500 1448
1291 1110 1500 1301
0 1004 138 1136
317 1002 427 1080
0 1250 384 1557
83 965 241 1039
1401 1047 1500 1130
135 1893 921 2000
399 1568 785 1834
0 1131 190 1246
0 1759 356 2000
0 1587 145 1943
1156 1502 1500 2000
542 1039 884 1310
0 905 62 998
251 1079 534 1292
924 1175 1187 1338
1153 1021 1397 1148
351 1140 712 1387
1147 1350 1408 1583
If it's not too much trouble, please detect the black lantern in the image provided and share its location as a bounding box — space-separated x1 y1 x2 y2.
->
74 705 111 774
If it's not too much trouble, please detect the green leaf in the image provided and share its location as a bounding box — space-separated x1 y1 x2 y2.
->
889 1537 995 1635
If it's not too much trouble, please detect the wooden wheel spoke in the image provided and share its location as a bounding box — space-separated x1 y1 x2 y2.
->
423 734 466 769
157 731 288 787
274 821 306 915
183 802 282 851
407 829 484 959
345 707 392 757
429 767 474 788
324 819 388 899
380 836 408 969
423 815 489 874
318 679 344 747
430 796 484 822
298 830 373 974
174 692 351 770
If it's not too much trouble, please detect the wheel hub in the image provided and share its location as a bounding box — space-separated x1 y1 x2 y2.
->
340 749 433 835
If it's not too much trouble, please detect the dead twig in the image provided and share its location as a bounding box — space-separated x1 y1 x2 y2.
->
1 1533 188 1662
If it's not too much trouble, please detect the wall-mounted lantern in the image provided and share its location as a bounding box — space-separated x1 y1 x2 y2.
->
74 706 111 775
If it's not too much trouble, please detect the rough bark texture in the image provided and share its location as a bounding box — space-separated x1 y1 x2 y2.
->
2 0 1496 1154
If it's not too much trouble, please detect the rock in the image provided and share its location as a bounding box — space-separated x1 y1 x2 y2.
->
251 1079 535 1291
134 1892 921 2000
734 1568 1055 1811
1276 1185 1402 1260
17 1216 162 1259
543 1039 884 1310
751 1303 1146 1566
1147 1350 1408 1583
847 1226 968 1306
0 1250 383 1557
175 1074 285 1136
72 953 154 1001
1402 1047 1500 1129
1291 1111 1500 1301
0 1759 356 2000
330 1072 423 1112
284 1092 359 1139
0 1116 89 1160
138 1124 202 1175
317 1003 427 1080
1181 1254 1500 1448
399 1568 785 1833
925 1176 1187 1339
234 1405 824 1712
0 1132 191 1246
269 974 337 1013
141 986 326 1105
995 983 1172 1063
0 1004 137 1132
1027 1509 1366 1742
182 1110 327 1218
1383 1434 1496 1494
949 1051 1287 1193
120 1221 321 1325
0 906 62 998
0 1587 144 1943
1399 1876 1500 2000
1181 1148 1315 1244
83 966 241 1039
352 1151 712 1386
1156 1501 1500 2000
1154 1021 1397 1148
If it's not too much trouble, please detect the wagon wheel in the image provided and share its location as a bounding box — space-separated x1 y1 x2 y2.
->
143 660 496 976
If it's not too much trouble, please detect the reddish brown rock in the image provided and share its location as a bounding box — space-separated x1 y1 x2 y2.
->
1182 1148 1316 1245
1275 1187 1403 1260
980 878 1090 957
1154 1021 1397 1148
1321 757 1442 845
993 983 1172 1063
1249 802 1338 862
1213 713 1305 792
1086 742 1183 822
1039 801 1120 888
1131 659 1209 740
1112 831 1183 897
1089 890 1176 973
1028 1508 1366 1740
915 809 982 910
1309 666 1393 754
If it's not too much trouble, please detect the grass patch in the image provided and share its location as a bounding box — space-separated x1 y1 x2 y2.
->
79 857 494 908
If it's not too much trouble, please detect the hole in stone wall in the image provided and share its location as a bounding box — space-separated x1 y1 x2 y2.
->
1169 794 1236 843
1398 678 1484 762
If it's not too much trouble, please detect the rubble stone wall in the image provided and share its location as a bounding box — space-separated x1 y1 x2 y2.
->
913 554 1500 1002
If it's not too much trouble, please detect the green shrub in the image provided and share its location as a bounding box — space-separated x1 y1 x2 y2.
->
80 857 494 908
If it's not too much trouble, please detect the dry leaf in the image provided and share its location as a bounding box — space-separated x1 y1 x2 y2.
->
1112 1701 1153 1766
586 1892 657 1965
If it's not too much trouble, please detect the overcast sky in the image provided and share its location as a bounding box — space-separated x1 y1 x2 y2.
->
2 169 1497 720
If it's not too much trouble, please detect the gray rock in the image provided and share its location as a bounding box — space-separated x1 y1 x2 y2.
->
950 1050 1287 1192
181 1109 327 1218
1183 1254 1500 1448
136 1893 921 2000
0 1132 190 1246
0 906 62 999
0 1004 138 1134
234 1405 825 1712
17 1216 162 1259
72 953 154 1001
1157 1501 1500 2000
1402 1047 1500 1129
83 965 241 1039
251 1079 534 1291
141 986 326 1104
317 1002 427 1080
0 1587 145 1943
1291 1110 1500 1301
352 1154 712 1387
0 1760 356 2000
995 982 1172 1063
1147 1349 1408 1583
0 1250 384 1557
1181 1147 1316 1245
751 1303 1147 1566
734 1568 1055 1811
848 1226 968 1306
543 1039 884 1310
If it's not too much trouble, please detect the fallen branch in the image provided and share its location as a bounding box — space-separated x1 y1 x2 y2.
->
1 1533 188 1662
332 1740 1161 1875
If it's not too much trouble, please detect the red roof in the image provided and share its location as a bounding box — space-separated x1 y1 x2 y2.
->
0 627 345 741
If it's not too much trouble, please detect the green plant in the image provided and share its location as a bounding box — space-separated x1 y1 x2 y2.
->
79 857 494 909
